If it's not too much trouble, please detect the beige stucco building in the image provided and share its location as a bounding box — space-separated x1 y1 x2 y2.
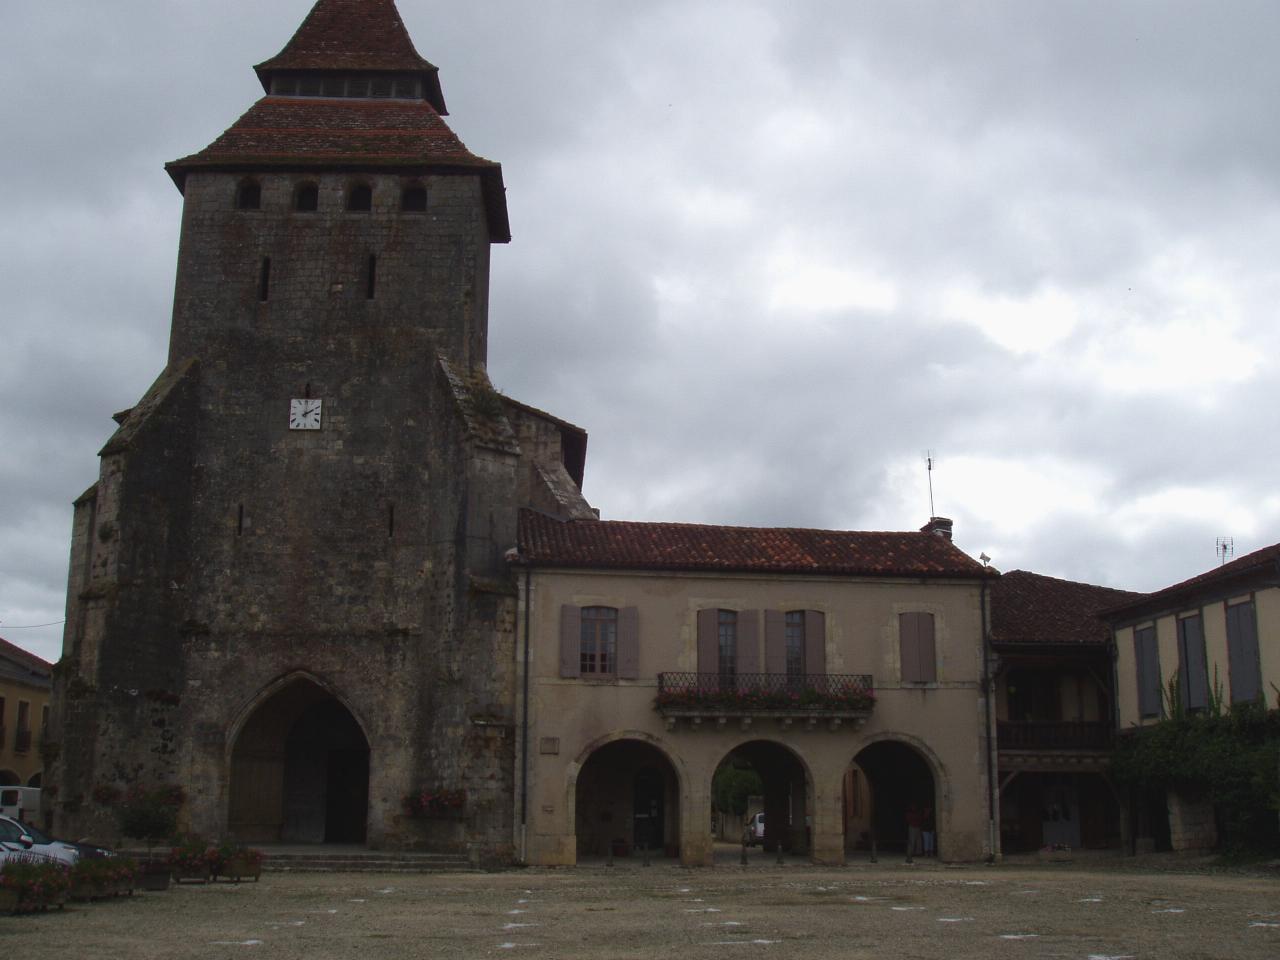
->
0 638 52 788
511 512 999 866
1108 542 1278 851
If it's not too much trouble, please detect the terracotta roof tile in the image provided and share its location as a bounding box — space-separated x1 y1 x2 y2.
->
166 98 510 241
0 636 54 681
1102 541 1280 618
517 511 992 578
256 0 435 76
990 570 1140 646
169 97 488 168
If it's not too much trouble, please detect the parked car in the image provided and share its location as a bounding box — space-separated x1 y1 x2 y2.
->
0 814 80 865
745 812 765 846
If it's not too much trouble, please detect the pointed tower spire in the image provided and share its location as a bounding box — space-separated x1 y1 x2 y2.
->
166 0 509 242
255 0 446 114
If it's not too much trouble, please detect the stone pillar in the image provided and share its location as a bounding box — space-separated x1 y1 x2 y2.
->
1167 791 1217 852
810 780 846 866
680 784 713 866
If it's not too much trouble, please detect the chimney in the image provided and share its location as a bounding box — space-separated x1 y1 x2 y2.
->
921 516 953 541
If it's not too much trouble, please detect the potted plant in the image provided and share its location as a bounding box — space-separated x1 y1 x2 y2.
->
215 843 264 883
168 834 215 883
113 783 185 889
1 857 71 912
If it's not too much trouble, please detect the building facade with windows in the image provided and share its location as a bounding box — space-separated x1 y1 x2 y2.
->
1107 542 1279 850
988 571 1139 854
0 638 52 788
512 512 999 866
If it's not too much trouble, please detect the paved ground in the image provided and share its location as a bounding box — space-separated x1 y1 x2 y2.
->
3 852 1278 959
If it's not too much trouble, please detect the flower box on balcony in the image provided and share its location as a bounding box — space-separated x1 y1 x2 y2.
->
655 673 875 730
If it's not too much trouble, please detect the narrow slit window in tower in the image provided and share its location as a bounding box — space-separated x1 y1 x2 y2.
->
366 255 377 299
258 257 271 302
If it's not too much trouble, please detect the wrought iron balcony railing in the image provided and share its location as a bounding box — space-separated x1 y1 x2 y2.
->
656 672 874 730
997 720 1114 751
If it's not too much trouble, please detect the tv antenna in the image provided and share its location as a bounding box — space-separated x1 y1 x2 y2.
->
924 450 936 517
1216 537 1234 565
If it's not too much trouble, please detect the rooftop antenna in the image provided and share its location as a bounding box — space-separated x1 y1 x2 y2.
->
1216 536 1234 565
924 450 936 517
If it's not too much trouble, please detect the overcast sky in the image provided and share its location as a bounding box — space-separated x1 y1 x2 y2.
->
3 1 1279 664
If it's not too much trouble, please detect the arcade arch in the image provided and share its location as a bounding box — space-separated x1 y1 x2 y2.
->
711 740 813 859
845 739 939 858
573 738 680 861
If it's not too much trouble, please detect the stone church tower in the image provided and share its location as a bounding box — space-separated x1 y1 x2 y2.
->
51 0 592 859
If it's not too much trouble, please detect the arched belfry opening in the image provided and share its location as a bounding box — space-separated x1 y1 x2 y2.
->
228 678 370 844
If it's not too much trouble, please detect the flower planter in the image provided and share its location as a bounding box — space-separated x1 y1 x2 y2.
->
140 865 171 892
219 856 262 883
0 888 19 914
172 865 212 884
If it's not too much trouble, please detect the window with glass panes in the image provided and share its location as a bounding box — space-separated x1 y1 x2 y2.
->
718 610 737 678
580 606 618 675
784 611 805 678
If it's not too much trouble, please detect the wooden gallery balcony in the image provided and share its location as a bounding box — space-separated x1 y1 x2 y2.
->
655 673 875 732
996 721 1114 751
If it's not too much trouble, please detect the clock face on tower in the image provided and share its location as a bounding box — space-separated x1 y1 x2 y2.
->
288 398 323 430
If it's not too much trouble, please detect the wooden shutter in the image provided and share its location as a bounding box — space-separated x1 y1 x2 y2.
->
1178 615 1209 710
559 605 581 678
1226 602 1261 703
917 613 937 682
617 606 640 680
737 610 760 676
697 608 719 678
764 610 786 674
1134 626 1160 717
900 612 920 683
804 610 826 676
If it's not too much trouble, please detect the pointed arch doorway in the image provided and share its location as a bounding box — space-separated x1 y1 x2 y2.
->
228 678 369 844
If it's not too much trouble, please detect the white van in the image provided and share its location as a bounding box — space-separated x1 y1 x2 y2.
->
0 786 41 822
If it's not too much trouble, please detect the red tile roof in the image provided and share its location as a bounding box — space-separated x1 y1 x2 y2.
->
255 0 443 107
166 97 510 241
516 511 993 578
990 570 1140 646
1103 541 1280 618
0 636 53 682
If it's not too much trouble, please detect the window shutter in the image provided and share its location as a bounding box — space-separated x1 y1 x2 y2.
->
917 613 937 683
1179 615 1209 710
899 613 920 683
559 605 581 678
804 610 826 676
737 610 760 675
617 606 640 680
1226 602 1261 703
764 610 786 674
697 608 719 678
1135 626 1160 717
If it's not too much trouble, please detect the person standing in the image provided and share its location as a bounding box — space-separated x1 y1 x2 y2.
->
905 803 924 862
922 807 936 857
